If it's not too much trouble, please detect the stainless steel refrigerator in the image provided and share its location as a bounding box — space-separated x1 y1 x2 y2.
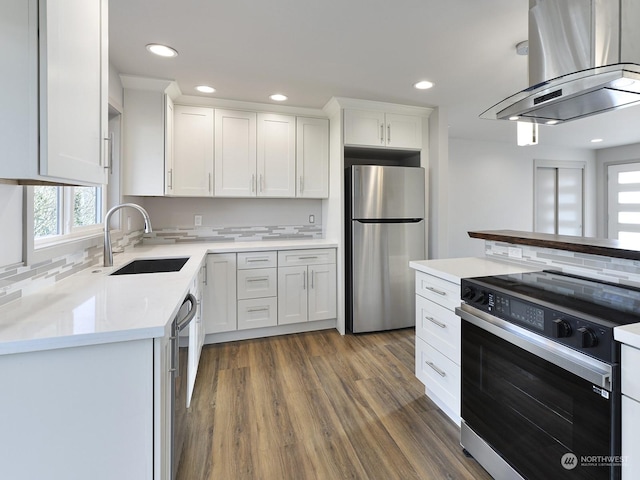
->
346 165 426 333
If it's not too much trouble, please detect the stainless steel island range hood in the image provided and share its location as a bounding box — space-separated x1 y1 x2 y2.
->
482 0 640 124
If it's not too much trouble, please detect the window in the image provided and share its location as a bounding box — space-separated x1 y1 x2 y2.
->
34 186 104 244
608 162 640 241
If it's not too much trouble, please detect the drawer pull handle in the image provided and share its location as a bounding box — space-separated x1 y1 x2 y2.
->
247 258 270 262
298 256 318 260
247 307 269 313
247 277 269 282
426 316 447 329
425 285 447 296
426 361 446 378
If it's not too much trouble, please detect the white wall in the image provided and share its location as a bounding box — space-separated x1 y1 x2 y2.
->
595 142 640 238
446 138 596 258
142 197 322 229
0 184 23 266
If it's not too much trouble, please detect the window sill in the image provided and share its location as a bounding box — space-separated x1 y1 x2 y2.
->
29 231 104 265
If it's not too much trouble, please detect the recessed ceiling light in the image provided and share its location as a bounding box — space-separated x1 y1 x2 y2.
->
509 116 520 121
195 85 215 94
591 138 604 143
270 94 288 101
146 43 178 58
414 80 434 90
545 120 559 125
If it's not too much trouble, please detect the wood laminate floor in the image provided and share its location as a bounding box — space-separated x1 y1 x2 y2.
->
177 328 492 480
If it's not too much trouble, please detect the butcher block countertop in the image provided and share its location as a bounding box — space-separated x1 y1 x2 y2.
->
468 230 640 261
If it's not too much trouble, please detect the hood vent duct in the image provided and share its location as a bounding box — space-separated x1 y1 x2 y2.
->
482 0 640 124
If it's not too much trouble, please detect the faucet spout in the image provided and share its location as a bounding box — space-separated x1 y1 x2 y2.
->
104 203 153 267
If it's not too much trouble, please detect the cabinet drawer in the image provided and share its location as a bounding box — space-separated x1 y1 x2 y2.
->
415 295 460 365
622 345 640 399
415 337 460 417
237 268 277 299
237 297 278 330
415 271 460 311
278 249 336 266
237 251 277 269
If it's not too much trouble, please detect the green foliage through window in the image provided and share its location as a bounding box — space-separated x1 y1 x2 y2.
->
34 186 102 240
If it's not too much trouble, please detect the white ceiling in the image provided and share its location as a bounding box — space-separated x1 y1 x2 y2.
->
109 0 640 150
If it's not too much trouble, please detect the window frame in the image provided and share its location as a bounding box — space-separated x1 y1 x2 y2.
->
25 185 107 265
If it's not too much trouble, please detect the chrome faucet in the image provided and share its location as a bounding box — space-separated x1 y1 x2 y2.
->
103 203 152 267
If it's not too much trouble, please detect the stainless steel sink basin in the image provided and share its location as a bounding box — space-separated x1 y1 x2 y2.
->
110 257 189 276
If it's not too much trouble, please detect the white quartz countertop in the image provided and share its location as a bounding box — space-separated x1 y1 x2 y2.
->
409 257 541 284
0 240 337 356
615 324 640 350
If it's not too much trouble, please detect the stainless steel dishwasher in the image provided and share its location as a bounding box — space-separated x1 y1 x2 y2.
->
171 293 197 480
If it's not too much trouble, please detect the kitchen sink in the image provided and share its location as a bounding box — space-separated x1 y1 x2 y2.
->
110 257 190 276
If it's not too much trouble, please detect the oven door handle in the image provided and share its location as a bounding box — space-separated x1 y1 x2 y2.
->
456 305 613 391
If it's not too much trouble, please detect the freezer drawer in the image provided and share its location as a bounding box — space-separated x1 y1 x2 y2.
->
351 220 425 332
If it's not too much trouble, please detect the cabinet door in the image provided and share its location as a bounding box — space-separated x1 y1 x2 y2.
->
257 113 296 197
622 395 640 480
165 97 175 194
40 0 108 185
343 109 386 147
385 113 422 149
172 105 214 196
278 266 308 325
308 264 337 321
122 89 168 196
203 253 237 334
296 117 329 198
214 109 256 197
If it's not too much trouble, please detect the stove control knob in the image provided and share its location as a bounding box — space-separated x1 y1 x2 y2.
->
552 319 572 338
472 290 488 305
578 327 599 348
462 286 475 301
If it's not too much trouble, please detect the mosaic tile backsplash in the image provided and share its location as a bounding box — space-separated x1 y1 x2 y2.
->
485 240 640 288
0 230 144 308
142 225 323 244
0 224 323 308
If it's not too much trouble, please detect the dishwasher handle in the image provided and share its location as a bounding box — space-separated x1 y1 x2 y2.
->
177 293 198 332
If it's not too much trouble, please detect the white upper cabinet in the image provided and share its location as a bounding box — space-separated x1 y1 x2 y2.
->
344 109 422 150
1 0 108 185
384 113 423 150
171 105 214 196
257 113 296 197
296 117 329 198
343 110 386 147
121 76 179 196
214 109 257 197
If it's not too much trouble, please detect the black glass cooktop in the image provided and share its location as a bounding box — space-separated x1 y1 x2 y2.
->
470 270 640 327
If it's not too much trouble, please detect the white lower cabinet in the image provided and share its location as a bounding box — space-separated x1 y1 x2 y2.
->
277 250 337 325
187 263 206 407
621 344 640 479
202 248 337 339
203 253 237 334
414 271 462 425
0 339 166 480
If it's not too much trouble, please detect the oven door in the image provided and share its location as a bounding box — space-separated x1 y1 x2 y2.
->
457 305 620 480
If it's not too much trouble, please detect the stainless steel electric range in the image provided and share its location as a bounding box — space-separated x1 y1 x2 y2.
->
456 270 640 480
